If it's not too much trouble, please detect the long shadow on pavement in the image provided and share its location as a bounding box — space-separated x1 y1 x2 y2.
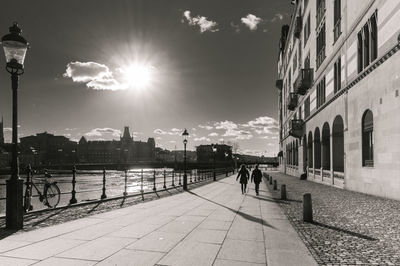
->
311 221 378 241
187 191 276 229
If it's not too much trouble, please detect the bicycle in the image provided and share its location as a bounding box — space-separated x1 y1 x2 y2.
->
24 168 61 212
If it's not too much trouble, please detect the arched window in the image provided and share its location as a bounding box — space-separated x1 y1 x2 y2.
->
362 110 374 167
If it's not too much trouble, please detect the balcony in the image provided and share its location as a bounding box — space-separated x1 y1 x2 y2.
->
294 68 314 95
294 16 302 39
289 119 304 138
316 0 325 26
287 92 298 111
276 79 283 90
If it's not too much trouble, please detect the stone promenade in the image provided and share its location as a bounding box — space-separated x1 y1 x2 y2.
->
0 174 316 266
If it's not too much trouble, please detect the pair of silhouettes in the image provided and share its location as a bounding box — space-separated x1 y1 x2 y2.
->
236 164 262 195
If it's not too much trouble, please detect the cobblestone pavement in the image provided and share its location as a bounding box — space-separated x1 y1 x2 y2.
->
0 177 219 236
266 172 400 266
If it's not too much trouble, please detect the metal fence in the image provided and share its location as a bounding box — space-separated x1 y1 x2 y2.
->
0 166 235 215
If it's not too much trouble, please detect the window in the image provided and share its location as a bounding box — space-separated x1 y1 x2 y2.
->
334 57 341 93
334 0 341 41
316 77 326 108
304 97 310 118
299 106 302 120
304 53 310 69
316 23 326 68
357 11 378 73
304 14 311 46
362 110 373 166
316 0 325 26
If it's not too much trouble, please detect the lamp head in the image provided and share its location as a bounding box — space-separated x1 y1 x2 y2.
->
1 22 29 75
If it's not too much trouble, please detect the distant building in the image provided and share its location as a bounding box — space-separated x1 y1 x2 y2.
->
77 126 156 164
20 132 78 166
196 144 232 163
276 0 400 200
155 148 197 163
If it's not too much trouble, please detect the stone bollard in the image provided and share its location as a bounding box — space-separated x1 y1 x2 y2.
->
273 180 277 190
101 168 107 199
269 177 273 185
163 169 167 189
281 184 287 200
303 193 313 222
123 169 128 196
153 170 156 191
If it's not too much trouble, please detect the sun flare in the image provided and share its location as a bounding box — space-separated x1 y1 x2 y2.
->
120 63 153 89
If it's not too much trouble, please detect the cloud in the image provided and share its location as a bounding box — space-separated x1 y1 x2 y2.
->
65 128 77 131
241 14 263 31
214 120 253 140
230 22 240 33
242 116 279 135
208 132 219 137
64 61 124 91
85 128 121 138
183 10 219 33
271 13 284 22
194 137 211 142
199 124 213 130
153 128 182 136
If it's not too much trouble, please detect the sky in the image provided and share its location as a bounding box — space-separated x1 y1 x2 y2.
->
0 0 293 156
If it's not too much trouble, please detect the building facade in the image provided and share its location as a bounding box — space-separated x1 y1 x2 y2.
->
196 144 233 163
277 0 400 200
77 126 156 164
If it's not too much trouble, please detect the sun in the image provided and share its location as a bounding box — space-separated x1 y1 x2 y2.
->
120 63 153 89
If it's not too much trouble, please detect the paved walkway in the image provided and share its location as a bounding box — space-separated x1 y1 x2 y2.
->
0 174 317 266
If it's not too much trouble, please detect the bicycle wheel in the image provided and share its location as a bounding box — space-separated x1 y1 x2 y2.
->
44 183 61 208
24 185 33 212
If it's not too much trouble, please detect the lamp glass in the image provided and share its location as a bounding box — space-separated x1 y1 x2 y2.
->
2 40 28 65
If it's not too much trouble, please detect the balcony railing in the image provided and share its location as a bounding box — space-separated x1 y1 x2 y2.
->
294 68 314 95
276 79 283 90
287 92 298 111
316 46 326 69
289 119 303 138
333 18 341 42
294 16 302 39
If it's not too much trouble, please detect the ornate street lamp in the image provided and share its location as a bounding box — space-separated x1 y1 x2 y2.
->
182 129 189 190
212 144 217 181
1 22 29 229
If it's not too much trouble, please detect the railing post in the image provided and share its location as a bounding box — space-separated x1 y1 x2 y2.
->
153 170 156 191
172 171 175 187
140 169 144 193
123 169 128 196
190 171 192 183
226 168 228 177
178 171 181 186
70 165 77 204
101 168 107 199
163 169 166 189
25 164 32 211
273 180 277 190
269 176 273 185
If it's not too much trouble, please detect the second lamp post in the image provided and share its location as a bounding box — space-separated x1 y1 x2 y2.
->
182 129 189 190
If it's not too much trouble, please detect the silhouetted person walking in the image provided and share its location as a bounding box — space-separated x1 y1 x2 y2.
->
236 164 249 194
251 164 262 195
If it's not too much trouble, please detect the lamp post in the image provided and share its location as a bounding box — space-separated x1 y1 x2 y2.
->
2 22 29 229
212 144 217 181
182 129 189 190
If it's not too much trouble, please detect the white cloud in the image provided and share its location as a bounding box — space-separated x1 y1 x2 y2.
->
199 124 213 130
271 13 284 22
85 128 121 138
230 22 240 33
183 10 219 33
241 14 263 31
208 132 219 137
153 128 182 136
243 116 279 135
64 61 125 91
194 137 211 142
214 120 253 140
